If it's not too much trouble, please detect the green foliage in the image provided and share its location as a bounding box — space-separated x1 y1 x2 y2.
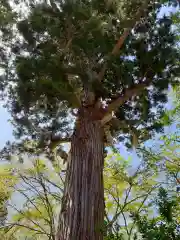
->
0 0 179 150
104 152 160 239
104 92 180 239
0 157 63 240
134 188 180 240
0 163 17 229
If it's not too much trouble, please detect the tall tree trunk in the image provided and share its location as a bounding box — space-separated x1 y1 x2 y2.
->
56 107 105 240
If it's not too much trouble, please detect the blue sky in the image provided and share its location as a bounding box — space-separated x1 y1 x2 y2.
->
0 102 14 147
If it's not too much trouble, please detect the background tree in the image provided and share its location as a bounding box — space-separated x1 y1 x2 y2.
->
0 162 18 240
104 85 180 239
0 0 180 239
1 155 64 240
133 187 180 240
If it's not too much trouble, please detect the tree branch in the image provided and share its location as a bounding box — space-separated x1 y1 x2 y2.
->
56 148 69 164
101 78 151 125
43 176 64 193
37 172 56 240
98 0 151 82
50 135 71 145
128 185 160 239
6 222 48 236
48 136 69 164
7 203 49 236
38 134 70 151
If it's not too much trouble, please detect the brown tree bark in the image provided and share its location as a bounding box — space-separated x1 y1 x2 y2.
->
56 107 105 240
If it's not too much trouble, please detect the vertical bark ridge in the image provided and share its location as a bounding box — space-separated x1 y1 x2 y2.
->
57 113 105 240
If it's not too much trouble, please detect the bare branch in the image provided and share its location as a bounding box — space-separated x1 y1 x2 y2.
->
106 183 132 230
122 211 130 236
65 38 72 51
128 185 160 239
5 222 49 236
19 175 50 205
7 203 50 236
43 177 64 193
50 135 71 147
37 172 56 240
38 134 71 154
15 189 42 216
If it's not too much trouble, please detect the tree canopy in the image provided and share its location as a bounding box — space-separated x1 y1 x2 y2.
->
0 0 179 154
